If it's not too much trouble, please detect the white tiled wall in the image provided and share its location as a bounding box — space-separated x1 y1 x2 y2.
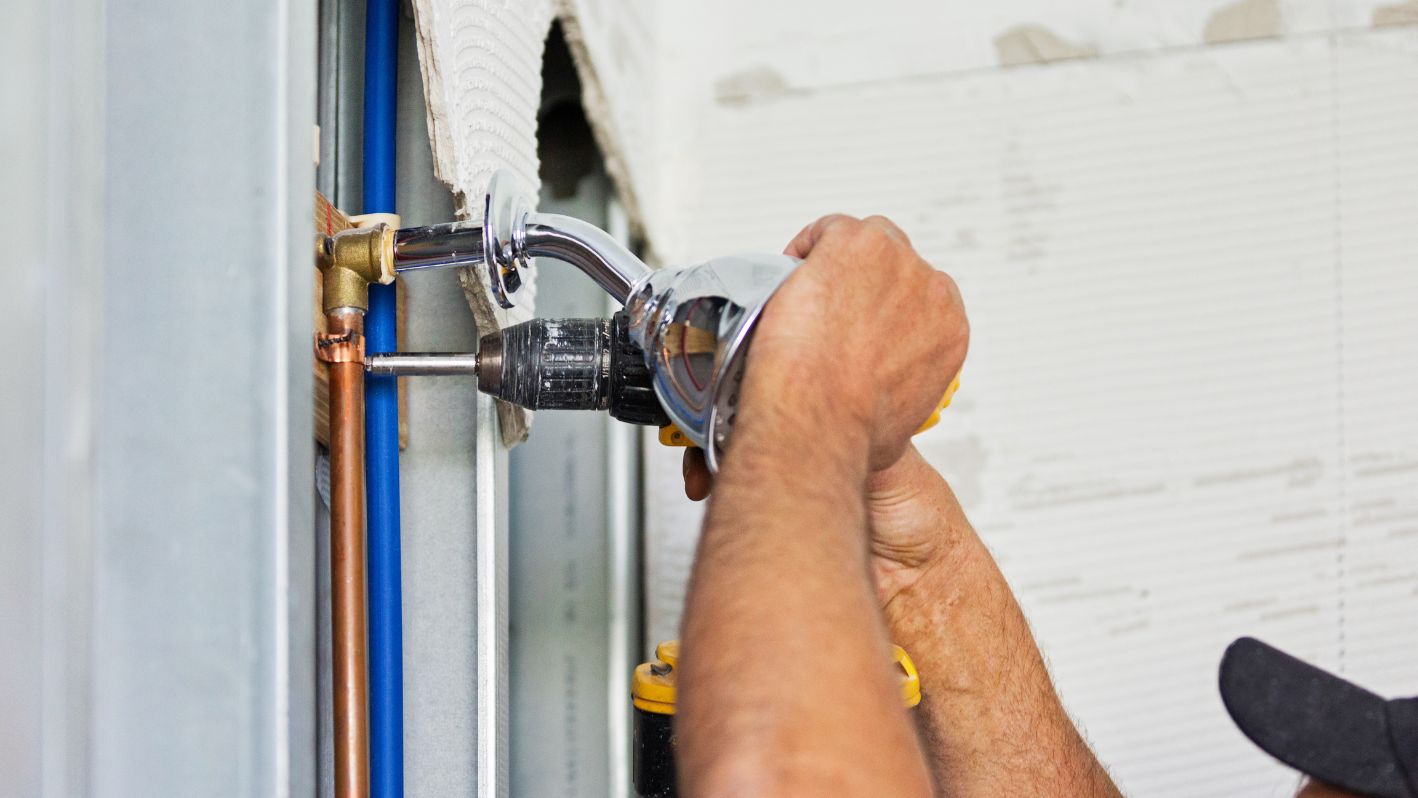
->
603 4 1418 793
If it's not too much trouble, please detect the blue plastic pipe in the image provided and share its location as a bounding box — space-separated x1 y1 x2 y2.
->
363 1 403 796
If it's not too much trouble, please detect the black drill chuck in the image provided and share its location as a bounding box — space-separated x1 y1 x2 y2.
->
478 312 670 426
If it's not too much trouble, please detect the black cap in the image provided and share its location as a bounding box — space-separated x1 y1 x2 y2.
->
1219 637 1418 798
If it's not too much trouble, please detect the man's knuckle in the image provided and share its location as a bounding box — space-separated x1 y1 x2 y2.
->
817 216 860 244
848 224 896 259
862 214 902 235
818 213 856 229
866 215 915 247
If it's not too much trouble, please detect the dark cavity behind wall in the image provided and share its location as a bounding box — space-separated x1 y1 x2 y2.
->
539 21 601 200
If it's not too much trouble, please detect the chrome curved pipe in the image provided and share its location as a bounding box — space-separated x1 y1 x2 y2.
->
389 169 652 306
391 213 650 304
523 214 649 304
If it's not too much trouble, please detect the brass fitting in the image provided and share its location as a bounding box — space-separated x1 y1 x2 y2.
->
317 224 396 312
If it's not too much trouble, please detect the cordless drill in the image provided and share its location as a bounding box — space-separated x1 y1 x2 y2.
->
366 310 961 441
366 311 670 427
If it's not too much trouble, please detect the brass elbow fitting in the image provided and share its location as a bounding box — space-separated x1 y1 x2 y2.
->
317 224 396 312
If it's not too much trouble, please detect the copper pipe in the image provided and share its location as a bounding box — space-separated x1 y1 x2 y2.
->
324 308 370 798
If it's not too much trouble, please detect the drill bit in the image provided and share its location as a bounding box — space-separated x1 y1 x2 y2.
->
365 353 480 376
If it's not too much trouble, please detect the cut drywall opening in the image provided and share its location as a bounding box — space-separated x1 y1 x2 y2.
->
555 12 652 262
540 21 604 201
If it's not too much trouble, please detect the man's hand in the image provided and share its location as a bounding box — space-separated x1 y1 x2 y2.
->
675 216 965 798
682 443 959 608
751 214 968 470
864 445 967 607
681 442 1122 798
682 214 966 491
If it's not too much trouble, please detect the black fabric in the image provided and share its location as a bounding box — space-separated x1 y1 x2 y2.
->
1388 697 1418 795
1219 637 1416 798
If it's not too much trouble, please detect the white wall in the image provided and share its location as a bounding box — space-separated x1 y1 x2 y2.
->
567 1 1418 794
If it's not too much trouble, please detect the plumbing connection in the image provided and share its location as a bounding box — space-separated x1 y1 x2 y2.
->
324 169 956 475
315 223 396 798
373 169 802 470
314 169 957 798
315 167 776 798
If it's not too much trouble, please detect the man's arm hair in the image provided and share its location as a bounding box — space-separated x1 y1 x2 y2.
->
877 455 1122 798
675 377 935 798
674 214 963 798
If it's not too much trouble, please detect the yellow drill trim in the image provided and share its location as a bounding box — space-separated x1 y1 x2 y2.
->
633 697 677 715
913 371 962 436
657 372 961 449
656 640 680 669
895 643 922 708
658 423 694 448
632 661 678 710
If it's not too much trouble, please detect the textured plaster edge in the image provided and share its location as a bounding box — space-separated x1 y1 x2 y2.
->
409 0 534 447
409 0 466 215
556 5 660 266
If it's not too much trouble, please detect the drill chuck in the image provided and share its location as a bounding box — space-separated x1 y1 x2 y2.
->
480 313 668 425
478 318 610 410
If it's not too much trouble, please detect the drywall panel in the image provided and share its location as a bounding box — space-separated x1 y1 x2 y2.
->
411 0 551 216
650 0 1407 93
564 0 1418 263
411 0 557 448
641 28 1418 796
410 0 551 328
1329 31 1418 698
583 0 1417 265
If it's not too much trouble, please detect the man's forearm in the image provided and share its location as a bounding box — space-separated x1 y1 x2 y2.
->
882 478 1120 798
676 390 934 798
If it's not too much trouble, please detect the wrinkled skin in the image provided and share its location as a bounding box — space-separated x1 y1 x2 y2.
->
675 213 1117 798
675 213 1327 798
674 213 971 798
685 446 1343 797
